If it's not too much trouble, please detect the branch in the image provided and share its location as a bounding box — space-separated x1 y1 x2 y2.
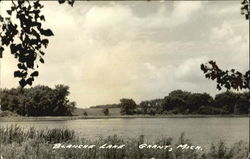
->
201 61 250 90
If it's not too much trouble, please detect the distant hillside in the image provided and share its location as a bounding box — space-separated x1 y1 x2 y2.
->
89 104 120 109
73 107 120 116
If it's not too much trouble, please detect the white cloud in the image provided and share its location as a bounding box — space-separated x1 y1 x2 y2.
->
0 1 248 107
211 22 234 40
174 57 209 84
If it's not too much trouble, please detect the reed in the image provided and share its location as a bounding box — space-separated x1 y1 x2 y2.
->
0 125 247 159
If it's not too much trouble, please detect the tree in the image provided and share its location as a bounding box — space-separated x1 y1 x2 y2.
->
0 84 76 116
102 108 109 116
163 90 191 114
235 92 249 114
139 101 150 114
0 0 74 87
214 91 239 114
83 111 88 116
120 98 137 115
139 99 163 115
186 93 213 113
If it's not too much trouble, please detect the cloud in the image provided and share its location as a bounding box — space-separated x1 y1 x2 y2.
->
0 1 248 107
174 57 209 84
210 22 234 40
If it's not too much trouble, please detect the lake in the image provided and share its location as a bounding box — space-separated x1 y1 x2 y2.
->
0 117 248 150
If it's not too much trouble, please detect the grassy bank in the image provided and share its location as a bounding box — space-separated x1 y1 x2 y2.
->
0 125 248 159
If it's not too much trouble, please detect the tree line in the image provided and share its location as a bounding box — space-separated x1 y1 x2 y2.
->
0 85 76 116
119 90 249 115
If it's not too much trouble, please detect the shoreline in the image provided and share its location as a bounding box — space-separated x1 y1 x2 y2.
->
0 114 248 122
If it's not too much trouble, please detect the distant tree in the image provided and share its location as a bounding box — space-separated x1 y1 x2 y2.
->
139 101 150 114
120 98 137 115
198 105 227 115
186 93 213 113
102 108 109 116
0 84 76 116
163 90 191 114
83 111 88 116
235 92 249 114
139 99 163 115
214 91 240 114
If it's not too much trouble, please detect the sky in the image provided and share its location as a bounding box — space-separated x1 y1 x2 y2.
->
0 1 249 108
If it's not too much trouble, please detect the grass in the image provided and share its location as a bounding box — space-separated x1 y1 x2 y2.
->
0 125 248 159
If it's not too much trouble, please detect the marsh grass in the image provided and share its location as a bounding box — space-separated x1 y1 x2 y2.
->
0 125 248 159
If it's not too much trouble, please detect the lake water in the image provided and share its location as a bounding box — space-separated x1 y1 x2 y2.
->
0 117 248 150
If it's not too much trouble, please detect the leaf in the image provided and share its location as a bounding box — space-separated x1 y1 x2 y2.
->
6 10 12 15
39 51 45 56
31 71 39 77
26 77 34 86
205 74 210 79
34 1 42 9
41 39 49 48
0 15 3 22
40 58 44 63
68 0 75 6
10 44 22 54
0 46 4 58
216 85 221 90
40 15 45 21
19 78 26 88
10 44 17 54
58 0 66 4
14 71 23 77
17 63 27 70
40 29 54 36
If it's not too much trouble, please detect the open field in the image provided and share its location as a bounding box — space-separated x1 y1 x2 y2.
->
73 107 121 116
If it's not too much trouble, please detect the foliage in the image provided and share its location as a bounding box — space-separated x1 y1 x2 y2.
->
0 110 19 117
0 0 54 87
201 61 250 91
120 98 137 115
197 105 227 115
0 0 74 87
186 93 213 113
0 84 76 116
138 89 249 115
241 0 249 19
139 99 163 115
102 108 109 116
83 111 88 116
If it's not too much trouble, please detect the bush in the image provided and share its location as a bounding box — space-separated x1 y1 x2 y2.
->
198 105 227 115
0 110 19 117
